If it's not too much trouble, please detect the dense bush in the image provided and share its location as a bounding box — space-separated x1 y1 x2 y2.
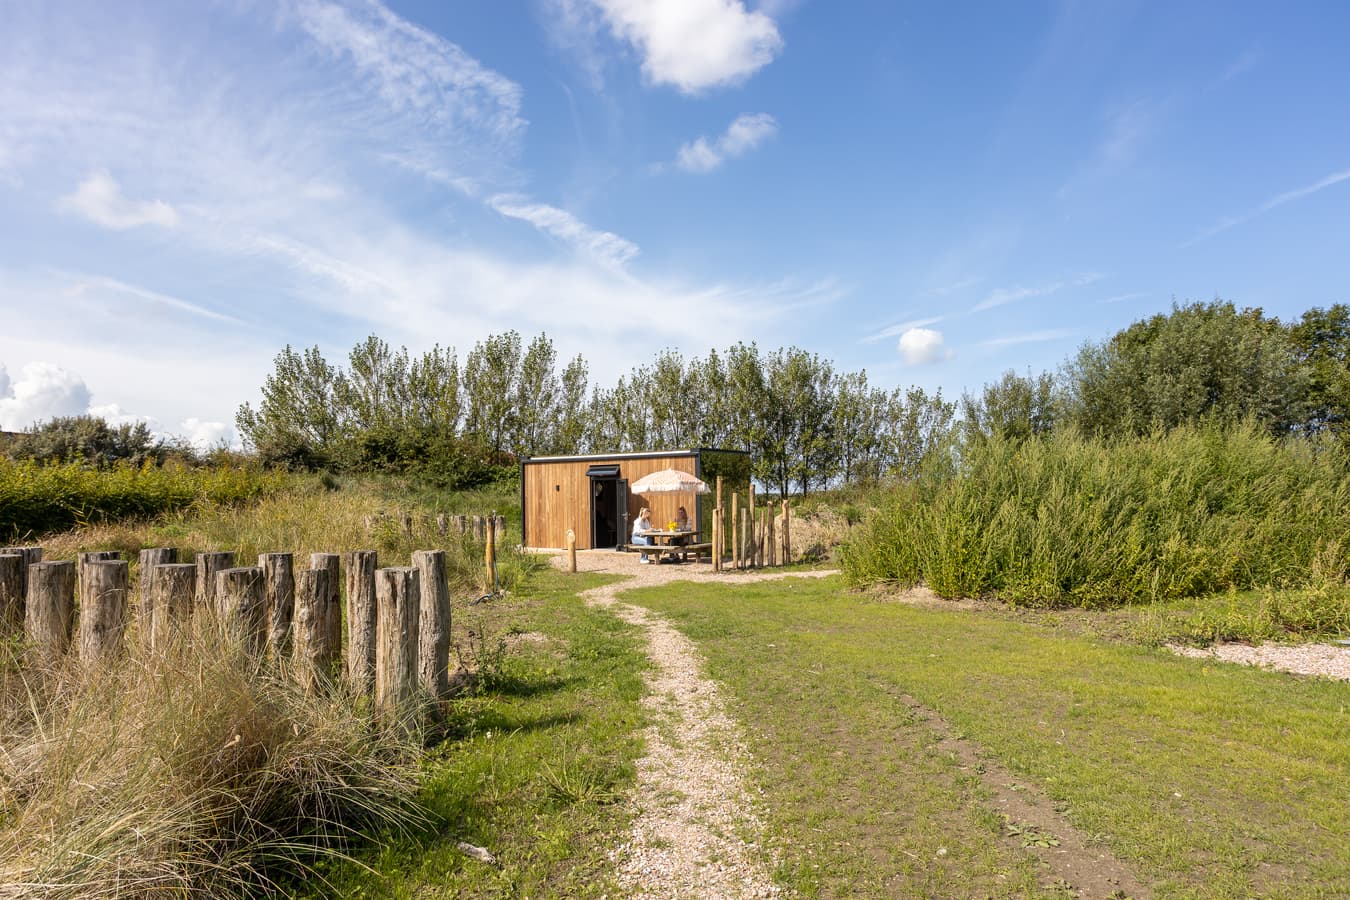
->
0 459 287 539
4 415 180 467
841 423 1350 606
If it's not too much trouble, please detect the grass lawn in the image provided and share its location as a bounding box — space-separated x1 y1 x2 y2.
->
293 569 648 899
629 576 1350 899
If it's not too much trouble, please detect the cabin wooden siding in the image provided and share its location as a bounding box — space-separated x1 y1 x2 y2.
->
522 453 701 550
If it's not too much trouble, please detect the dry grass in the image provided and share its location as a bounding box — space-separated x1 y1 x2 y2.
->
0 608 424 898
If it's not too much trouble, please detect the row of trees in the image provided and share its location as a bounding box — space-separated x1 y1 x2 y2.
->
962 301 1350 444
235 334 956 493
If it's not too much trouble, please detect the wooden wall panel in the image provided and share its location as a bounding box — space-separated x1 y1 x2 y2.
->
523 454 703 550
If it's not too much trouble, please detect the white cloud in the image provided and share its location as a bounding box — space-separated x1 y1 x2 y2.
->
897 328 951 365
57 170 179 229
178 417 235 450
65 274 246 325
863 316 944 344
588 0 782 93
979 329 1074 348
487 194 640 268
0 362 93 430
1183 166 1350 246
676 112 777 173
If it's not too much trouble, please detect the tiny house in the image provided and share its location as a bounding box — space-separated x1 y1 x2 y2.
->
520 448 750 550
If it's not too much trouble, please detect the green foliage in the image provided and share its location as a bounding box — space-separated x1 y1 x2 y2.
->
961 369 1058 443
4 415 173 467
841 423 1350 606
0 458 286 539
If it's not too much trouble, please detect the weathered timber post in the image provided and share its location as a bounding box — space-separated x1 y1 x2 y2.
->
294 568 330 692
195 551 235 618
401 513 414 538
216 567 266 656
149 563 196 649
731 491 740 570
453 514 467 535
740 507 750 570
436 514 448 536
26 561 76 658
748 484 756 568
711 512 721 572
80 560 129 664
1 546 42 611
494 515 506 540
0 555 23 636
375 567 420 737
474 516 487 542
566 529 577 573
781 499 791 565
344 550 378 694
259 553 295 656
136 548 177 635
772 510 783 566
413 550 450 699
310 554 342 670
485 516 497 585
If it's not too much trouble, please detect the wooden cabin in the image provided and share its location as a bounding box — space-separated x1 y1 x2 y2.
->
520 448 750 550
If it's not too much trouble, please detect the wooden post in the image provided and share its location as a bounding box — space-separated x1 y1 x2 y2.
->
259 553 295 656
401 513 414 538
0 554 22 637
149 563 195 649
731 491 739 570
344 550 378 693
494 514 506 540
781 499 791 565
485 516 497 585
767 509 777 567
136 548 176 636
1 546 42 608
26 560 76 658
566 528 577 573
740 507 749 570
294 568 329 693
413 550 450 699
80 559 129 664
453 514 467 535
310 553 342 670
436 514 448 536
711 511 720 572
216 567 266 656
195 551 235 618
748 484 756 568
375 567 420 736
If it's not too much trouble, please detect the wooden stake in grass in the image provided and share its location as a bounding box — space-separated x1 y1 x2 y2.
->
26 560 75 658
80 559 129 664
344 550 378 694
413 550 450 699
767 509 777 567
566 528 577 573
135 548 176 634
294 568 330 693
310 553 342 672
149 563 196 650
195 551 235 619
375 566 421 737
781 498 790 565
259 552 295 656
485 515 497 587
731 491 740 570
0 546 41 616
216 567 266 656
740 507 750 571
0 554 22 637
436 513 448 536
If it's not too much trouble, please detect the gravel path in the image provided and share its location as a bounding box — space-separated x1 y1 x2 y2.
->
1167 640 1350 680
552 550 836 899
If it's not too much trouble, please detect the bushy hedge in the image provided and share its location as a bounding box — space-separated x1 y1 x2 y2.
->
841 424 1350 606
0 459 288 539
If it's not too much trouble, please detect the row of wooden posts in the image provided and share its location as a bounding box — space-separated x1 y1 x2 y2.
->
365 512 506 543
0 543 462 734
708 477 791 572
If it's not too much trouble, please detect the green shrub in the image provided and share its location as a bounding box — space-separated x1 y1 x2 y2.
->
841 423 1350 606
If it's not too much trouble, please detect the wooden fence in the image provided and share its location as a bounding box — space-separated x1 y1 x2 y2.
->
0 543 460 735
708 477 792 573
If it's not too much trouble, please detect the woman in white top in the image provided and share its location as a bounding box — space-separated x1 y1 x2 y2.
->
632 507 653 563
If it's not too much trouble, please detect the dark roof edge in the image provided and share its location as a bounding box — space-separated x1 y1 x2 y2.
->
522 447 746 464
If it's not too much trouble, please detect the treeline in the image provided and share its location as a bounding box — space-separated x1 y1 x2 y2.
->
962 300 1350 443
236 334 956 493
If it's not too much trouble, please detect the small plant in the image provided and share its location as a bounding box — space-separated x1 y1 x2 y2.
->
1003 817 1061 848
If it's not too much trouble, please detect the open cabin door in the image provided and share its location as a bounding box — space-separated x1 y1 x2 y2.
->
616 478 629 548
587 465 623 548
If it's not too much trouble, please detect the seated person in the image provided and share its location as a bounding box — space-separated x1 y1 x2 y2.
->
672 506 691 545
632 507 653 563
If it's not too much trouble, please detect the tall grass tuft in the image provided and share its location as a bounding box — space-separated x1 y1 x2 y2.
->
0 615 425 898
841 423 1350 606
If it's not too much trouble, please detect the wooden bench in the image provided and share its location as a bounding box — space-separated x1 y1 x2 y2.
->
620 541 713 562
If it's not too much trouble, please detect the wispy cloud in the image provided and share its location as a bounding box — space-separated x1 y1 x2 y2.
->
862 316 945 344
488 194 640 268
675 113 778 173
1183 167 1350 246
574 0 782 94
64 273 245 325
58 170 179 229
1097 290 1148 305
979 328 1074 348
972 273 1104 313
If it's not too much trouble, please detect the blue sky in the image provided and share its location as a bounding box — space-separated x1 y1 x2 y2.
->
2 0 1348 446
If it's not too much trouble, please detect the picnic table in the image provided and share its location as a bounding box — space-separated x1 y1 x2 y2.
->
633 529 708 562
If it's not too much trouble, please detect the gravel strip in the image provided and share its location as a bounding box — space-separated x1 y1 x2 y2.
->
1167 640 1350 680
554 550 836 898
